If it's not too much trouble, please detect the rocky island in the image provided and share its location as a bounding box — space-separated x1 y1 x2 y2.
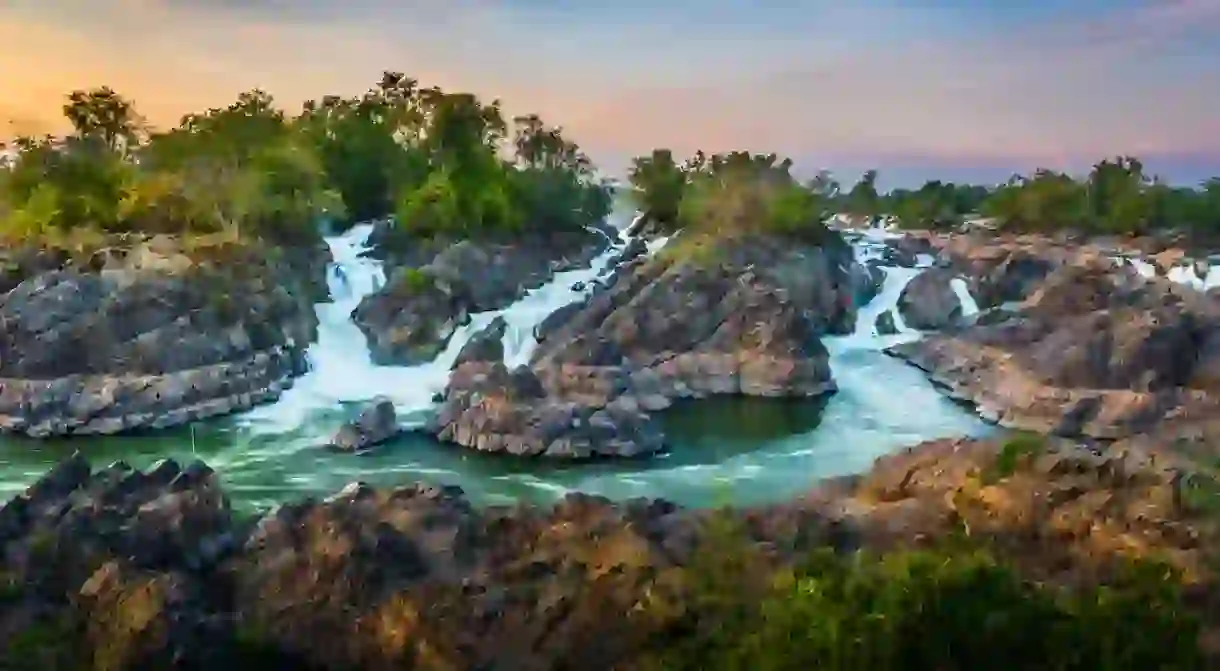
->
1 79 1220 669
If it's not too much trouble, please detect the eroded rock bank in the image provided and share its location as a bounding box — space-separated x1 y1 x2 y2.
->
426 233 859 458
2 432 1216 669
887 258 1220 439
0 236 328 437
353 224 615 365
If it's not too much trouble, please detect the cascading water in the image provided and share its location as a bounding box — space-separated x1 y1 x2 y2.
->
1112 254 1220 291
0 215 991 509
239 222 632 435
950 278 981 317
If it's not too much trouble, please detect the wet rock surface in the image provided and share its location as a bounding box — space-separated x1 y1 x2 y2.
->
329 397 401 452
426 233 854 459
353 229 613 366
0 237 326 437
452 316 507 369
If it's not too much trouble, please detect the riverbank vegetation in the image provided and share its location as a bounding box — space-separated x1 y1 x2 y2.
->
647 526 1203 670
0 514 1202 670
629 150 1220 238
0 73 611 254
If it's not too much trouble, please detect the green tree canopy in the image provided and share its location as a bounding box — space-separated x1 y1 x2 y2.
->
0 73 614 249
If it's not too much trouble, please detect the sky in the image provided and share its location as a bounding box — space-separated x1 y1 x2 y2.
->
1 0 1218 186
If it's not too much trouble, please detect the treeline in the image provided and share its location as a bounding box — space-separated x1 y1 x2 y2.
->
0 73 611 248
628 150 1220 237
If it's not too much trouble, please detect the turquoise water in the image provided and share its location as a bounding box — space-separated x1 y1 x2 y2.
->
0 226 992 511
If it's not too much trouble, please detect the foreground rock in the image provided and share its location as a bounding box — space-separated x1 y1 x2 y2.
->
354 229 613 365
426 233 854 458
0 235 326 437
804 435 1219 587
3 437 1218 667
0 453 842 669
888 263 1220 438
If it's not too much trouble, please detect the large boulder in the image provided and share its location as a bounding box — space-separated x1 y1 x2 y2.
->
803 436 1213 585
0 237 325 437
429 362 664 458
452 316 507 368
897 268 964 331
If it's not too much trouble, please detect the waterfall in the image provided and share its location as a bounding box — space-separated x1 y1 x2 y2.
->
238 222 637 435
234 207 679 437
950 278 980 317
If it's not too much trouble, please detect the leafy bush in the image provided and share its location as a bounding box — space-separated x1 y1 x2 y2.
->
627 149 686 228
651 537 1203 671
981 431 1047 484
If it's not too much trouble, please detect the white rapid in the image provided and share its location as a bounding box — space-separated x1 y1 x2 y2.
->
951 278 981 317
1113 254 1220 291
0 219 994 510
238 222 632 435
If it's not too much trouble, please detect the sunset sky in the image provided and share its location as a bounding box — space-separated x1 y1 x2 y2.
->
2 0 1218 185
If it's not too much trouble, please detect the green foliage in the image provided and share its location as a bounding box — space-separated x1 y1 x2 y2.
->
0 88 339 248
630 149 833 260
982 170 1093 233
652 537 1202 671
978 157 1220 235
0 612 84 671
62 86 146 155
628 149 687 228
395 267 434 295
888 181 991 230
0 137 134 236
982 431 1047 484
0 73 611 250
843 169 881 222
677 157 829 240
1179 467 1220 516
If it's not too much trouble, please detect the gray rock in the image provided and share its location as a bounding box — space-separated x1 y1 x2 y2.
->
329 397 401 452
0 241 322 438
897 268 963 331
452 317 507 369
875 310 899 335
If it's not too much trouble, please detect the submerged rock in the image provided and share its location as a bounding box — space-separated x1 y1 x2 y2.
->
875 310 899 335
